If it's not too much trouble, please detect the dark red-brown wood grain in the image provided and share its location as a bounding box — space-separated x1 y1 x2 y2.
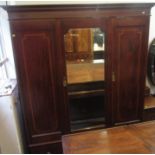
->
5 3 154 153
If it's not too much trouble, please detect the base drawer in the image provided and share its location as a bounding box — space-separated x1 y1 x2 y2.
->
29 141 63 154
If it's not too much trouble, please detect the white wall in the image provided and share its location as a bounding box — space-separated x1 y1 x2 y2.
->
0 95 23 153
149 6 155 43
0 1 6 5
0 8 16 79
7 0 155 5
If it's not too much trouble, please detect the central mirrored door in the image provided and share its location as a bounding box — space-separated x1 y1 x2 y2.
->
64 27 106 132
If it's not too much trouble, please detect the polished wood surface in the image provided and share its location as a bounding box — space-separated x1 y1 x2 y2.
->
129 121 155 150
6 4 154 20
6 3 154 153
63 121 155 154
111 17 149 124
11 20 64 153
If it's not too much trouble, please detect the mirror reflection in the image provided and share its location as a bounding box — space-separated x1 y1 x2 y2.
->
64 28 105 84
64 28 105 131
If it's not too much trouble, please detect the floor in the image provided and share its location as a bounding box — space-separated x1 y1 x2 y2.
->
63 121 155 154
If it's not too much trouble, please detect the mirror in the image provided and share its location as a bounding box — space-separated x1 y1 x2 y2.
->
64 28 105 84
64 28 105 131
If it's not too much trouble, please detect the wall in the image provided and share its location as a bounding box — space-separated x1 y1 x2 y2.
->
0 1 6 5
0 95 23 153
7 0 155 5
149 6 155 44
0 8 16 79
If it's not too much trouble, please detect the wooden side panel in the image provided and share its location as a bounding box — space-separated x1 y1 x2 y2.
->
21 32 58 134
112 17 149 124
11 21 63 153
